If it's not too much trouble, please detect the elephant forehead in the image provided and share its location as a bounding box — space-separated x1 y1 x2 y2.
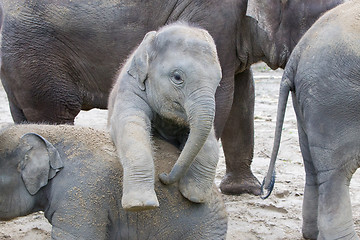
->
152 42 221 78
155 37 216 57
154 27 218 59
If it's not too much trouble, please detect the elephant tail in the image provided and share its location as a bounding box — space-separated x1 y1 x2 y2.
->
260 75 292 199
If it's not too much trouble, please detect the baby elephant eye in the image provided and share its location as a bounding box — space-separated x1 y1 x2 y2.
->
170 71 184 86
174 73 182 81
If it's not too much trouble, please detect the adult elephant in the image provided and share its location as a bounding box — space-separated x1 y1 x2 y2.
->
0 0 343 195
261 2 360 238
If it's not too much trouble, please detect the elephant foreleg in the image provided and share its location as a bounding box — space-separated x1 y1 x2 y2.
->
220 69 260 195
110 113 159 211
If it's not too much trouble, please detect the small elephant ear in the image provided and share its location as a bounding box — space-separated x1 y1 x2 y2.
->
127 31 156 91
18 133 64 195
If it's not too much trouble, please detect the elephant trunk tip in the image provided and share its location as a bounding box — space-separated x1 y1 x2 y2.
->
260 170 276 199
159 163 183 185
159 172 172 185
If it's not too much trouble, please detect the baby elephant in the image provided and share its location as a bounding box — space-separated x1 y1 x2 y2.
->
0 124 227 240
261 2 360 239
108 23 222 210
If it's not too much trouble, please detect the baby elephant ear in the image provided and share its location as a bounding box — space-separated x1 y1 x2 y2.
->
18 133 64 195
127 31 156 90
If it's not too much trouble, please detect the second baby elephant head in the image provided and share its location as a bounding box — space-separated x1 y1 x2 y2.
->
108 22 222 211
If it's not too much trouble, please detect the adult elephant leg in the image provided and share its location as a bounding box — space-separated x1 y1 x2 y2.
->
14 70 82 124
303 172 319 240
299 126 319 239
20 86 81 124
5 88 79 124
1 79 27 123
214 74 235 138
8 97 27 123
219 69 260 195
317 169 358 240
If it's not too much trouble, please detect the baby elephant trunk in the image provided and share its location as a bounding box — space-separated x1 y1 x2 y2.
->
159 92 215 184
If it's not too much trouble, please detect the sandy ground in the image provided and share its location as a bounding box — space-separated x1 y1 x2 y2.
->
0 63 359 239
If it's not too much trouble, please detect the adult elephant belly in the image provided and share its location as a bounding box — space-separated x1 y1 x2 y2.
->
0 0 184 123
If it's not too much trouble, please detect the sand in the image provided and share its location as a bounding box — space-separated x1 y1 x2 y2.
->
0 63 359 240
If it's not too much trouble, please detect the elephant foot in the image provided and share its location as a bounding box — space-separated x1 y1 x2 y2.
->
302 228 318 240
302 216 319 239
121 188 159 211
220 172 261 196
178 168 213 203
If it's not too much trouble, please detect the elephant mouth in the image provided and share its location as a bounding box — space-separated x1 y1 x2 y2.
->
155 111 188 129
157 101 188 127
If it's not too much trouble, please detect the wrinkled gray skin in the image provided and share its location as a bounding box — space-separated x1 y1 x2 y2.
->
0 124 227 240
0 0 344 196
262 2 360 239
108 23 221 211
